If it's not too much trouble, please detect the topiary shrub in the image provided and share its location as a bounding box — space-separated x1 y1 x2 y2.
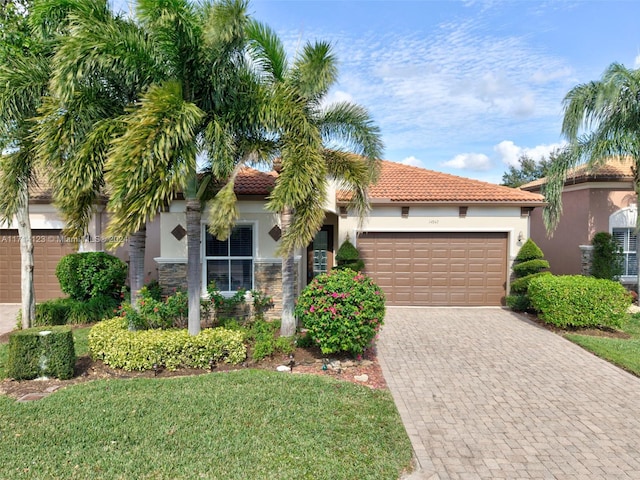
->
7 326 76 380
506 238 550 311
56 252 127 301
88 317 246 371
528 275 630 329
295 269 385 355
590 232 623 280
334 237 365 272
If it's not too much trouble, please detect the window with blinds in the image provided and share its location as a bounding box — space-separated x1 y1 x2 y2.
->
204 225 253 291
612 228 637 276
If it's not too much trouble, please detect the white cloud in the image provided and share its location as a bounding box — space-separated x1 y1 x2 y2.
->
442 153 492 171
322 89 354 107
495 140 566 167
635 54 640 69
401 156 424 168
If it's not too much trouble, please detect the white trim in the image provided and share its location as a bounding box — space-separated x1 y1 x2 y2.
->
154 257 187 264
357 227 515 234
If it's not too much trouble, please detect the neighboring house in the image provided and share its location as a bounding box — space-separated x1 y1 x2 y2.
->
157 160 544 313
520 158 637 286
1 160 544 312
0 181 160 304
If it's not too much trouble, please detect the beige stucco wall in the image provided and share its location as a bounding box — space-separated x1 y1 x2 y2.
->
339 204 531 266
529 183 636 275
159 200 281 261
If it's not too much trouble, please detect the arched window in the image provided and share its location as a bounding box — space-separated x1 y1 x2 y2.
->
610 206 638 277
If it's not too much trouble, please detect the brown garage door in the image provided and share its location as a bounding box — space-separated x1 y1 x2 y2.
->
0 230 77 303
358 232 507 306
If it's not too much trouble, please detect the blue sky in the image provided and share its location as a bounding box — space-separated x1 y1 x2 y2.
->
112 0 640 183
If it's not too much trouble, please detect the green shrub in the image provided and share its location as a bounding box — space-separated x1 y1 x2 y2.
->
334 238 365 272
7 327 76 380
34 298 72 326
33 296 120 327
591 232 623 280
510 271 551 294
508 239 550 311
516 238 544 262
252 339 275 361
505 294 530 312
88 318 246 371
118 288 188 330
512 259 550 277
205 283 249 321
56 252 127 300
528 275 630 329
295 269 385 355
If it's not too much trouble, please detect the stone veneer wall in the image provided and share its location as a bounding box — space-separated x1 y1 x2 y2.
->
254 260 298 320
158 263 187 297
157 260 297 321
579 245 593 276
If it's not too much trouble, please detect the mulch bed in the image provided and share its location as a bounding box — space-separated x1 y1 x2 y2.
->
516 311 632 339
0 332 387 401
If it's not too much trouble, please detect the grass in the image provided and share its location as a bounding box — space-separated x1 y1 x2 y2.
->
0 370 412 479
565 313 640 376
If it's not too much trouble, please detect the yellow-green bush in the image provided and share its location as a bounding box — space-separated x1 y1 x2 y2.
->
88 318 246 371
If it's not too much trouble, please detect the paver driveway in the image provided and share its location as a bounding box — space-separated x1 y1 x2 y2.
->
378 307 640 479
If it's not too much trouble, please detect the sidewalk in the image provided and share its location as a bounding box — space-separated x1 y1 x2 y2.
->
0 304 20 336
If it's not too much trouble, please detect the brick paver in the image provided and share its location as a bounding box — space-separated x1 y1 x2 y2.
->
379 307 640 479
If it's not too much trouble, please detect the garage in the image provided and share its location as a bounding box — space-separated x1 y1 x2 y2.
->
357 231 508 306
0 229 77 303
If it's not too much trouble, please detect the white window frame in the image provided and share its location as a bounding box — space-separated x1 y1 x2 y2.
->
609 206 638 282
202 222 256 295
612 228 637 277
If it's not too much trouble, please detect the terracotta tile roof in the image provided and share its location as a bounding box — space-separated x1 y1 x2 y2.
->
338 160 544 204
233 167 277 195
520 157 634 191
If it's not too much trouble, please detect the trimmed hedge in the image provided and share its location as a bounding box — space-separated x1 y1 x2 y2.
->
56 252 127 300
512 259 550 277
510 271 551 294
334 238 365 272
7 327 76 380
88 318 246 371
528 275 630 329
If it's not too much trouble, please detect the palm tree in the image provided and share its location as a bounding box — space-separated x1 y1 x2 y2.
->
0 0 51 327
544 62 640 295
33 0 157 312
225 22 383 337
93 0 266 335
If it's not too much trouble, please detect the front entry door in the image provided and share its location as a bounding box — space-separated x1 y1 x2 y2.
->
307 225 334 284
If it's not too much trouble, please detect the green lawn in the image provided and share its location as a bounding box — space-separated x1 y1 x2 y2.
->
0 370 412 479
565 313 640 376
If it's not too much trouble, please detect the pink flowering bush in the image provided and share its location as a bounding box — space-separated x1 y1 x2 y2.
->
295 269 385 355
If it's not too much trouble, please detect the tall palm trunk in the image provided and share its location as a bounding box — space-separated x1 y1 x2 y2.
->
186 199 202 335
280 206 296 337
128 225 146 314
16 186 35 329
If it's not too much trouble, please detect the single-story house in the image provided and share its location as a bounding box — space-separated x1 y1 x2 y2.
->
520 158 637 286
1 160 544 313
157 160 544 313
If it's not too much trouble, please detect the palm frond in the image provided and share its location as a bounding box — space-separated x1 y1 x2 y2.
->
0 148 33 222
104 81 205 242
245 20 287 83
276 194 326 255
291 40 337 102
